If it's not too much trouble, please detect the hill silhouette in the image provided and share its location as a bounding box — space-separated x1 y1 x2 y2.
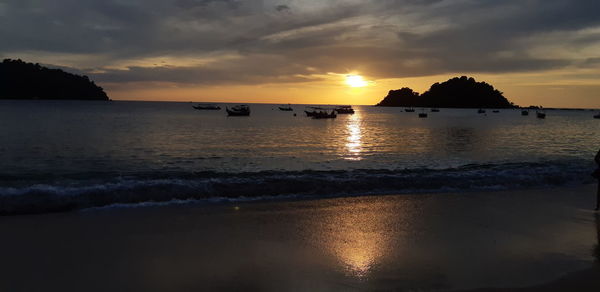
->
0 59 109 100
376 76 516 108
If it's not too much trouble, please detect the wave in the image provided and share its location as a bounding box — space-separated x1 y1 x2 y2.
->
0 160 595 215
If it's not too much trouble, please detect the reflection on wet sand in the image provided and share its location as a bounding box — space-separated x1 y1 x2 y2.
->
327 212 387 277
309 199 412 278
344 112 363 160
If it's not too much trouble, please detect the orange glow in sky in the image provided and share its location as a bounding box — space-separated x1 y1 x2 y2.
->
6 1 599 108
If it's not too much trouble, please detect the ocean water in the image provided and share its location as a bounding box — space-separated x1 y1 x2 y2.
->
1 100 598 214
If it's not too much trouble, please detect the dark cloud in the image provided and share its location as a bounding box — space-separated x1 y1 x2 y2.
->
89 55 322 84
1 0 599 85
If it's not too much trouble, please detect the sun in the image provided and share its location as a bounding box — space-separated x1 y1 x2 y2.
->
345 75 368 87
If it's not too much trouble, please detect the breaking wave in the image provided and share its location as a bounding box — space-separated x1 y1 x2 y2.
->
0 160 595 215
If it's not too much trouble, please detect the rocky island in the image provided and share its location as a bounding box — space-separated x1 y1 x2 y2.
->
0 59 109 100
376 76 516 108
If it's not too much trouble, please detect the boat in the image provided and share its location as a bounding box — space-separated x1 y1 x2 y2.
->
477 109 486 114
335 105 355 114
405 108 415 112
431 108 440 112
193 104 221 110
521 110 529 116
312 110 337 119
226 105 250 116
279 104 293 111
492 110 500 113
536 111 546 119
304 106 326 117
418 112 428 118
594 113 600 119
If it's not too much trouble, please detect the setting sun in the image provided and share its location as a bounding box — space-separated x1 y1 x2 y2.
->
345 75 368 87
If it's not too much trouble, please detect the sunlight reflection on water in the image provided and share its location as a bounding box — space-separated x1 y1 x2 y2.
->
344 112 363 161
1 102 599 175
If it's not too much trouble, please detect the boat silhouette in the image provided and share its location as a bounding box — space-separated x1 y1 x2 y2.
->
304 106 326 117
193 104 221 110
312 110 337 119
536 111 546 119
279 104 293 111
226 105 250 116
335 105 355 114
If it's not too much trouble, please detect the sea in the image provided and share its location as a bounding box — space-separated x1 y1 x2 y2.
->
1 100 599 214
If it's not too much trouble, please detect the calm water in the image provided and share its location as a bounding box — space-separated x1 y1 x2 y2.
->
0 100 598 213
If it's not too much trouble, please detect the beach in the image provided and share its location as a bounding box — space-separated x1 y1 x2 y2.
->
3 1 600 291
1 185 598 291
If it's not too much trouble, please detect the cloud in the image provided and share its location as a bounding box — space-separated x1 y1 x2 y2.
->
1 0 599 86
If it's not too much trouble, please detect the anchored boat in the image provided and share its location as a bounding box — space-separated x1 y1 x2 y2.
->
335 105 355 114
312 110 337 119
193 104 221 110
536 111 546 119
226 105 250 116
279 104 293 111
304 106 326 117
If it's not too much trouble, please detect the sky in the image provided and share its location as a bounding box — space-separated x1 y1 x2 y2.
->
1 0 599 107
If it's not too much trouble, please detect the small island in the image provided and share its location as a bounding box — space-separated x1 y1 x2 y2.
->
0 59 109 100
376 76 516 108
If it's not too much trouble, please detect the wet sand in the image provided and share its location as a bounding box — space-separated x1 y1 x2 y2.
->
1 185 599 291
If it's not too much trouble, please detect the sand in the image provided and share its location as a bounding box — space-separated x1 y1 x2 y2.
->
1 185 599 291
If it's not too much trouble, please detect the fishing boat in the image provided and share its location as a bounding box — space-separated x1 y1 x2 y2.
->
477 109 486 114
335 105 355 114
536 111 546 119
418 112 428 118
193 104 221 110
405 108 415 112
304 106 326 117
312 110 337 119
431 108 440 112
279 104 293 111
226 105 250 116
521 110 529 116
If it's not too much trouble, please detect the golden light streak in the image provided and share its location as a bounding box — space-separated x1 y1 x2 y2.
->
345 112 363 160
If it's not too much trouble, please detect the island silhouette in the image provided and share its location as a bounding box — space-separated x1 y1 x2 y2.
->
376 76 516 108
0 59 109 100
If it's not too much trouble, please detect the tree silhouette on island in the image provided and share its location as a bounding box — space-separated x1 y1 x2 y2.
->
0 59 109 100
376 76 516 108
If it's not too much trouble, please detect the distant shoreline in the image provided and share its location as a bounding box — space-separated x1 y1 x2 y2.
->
2 99 597 110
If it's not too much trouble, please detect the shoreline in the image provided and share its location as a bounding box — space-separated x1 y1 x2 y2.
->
77 183 596 216
1 185 599 291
